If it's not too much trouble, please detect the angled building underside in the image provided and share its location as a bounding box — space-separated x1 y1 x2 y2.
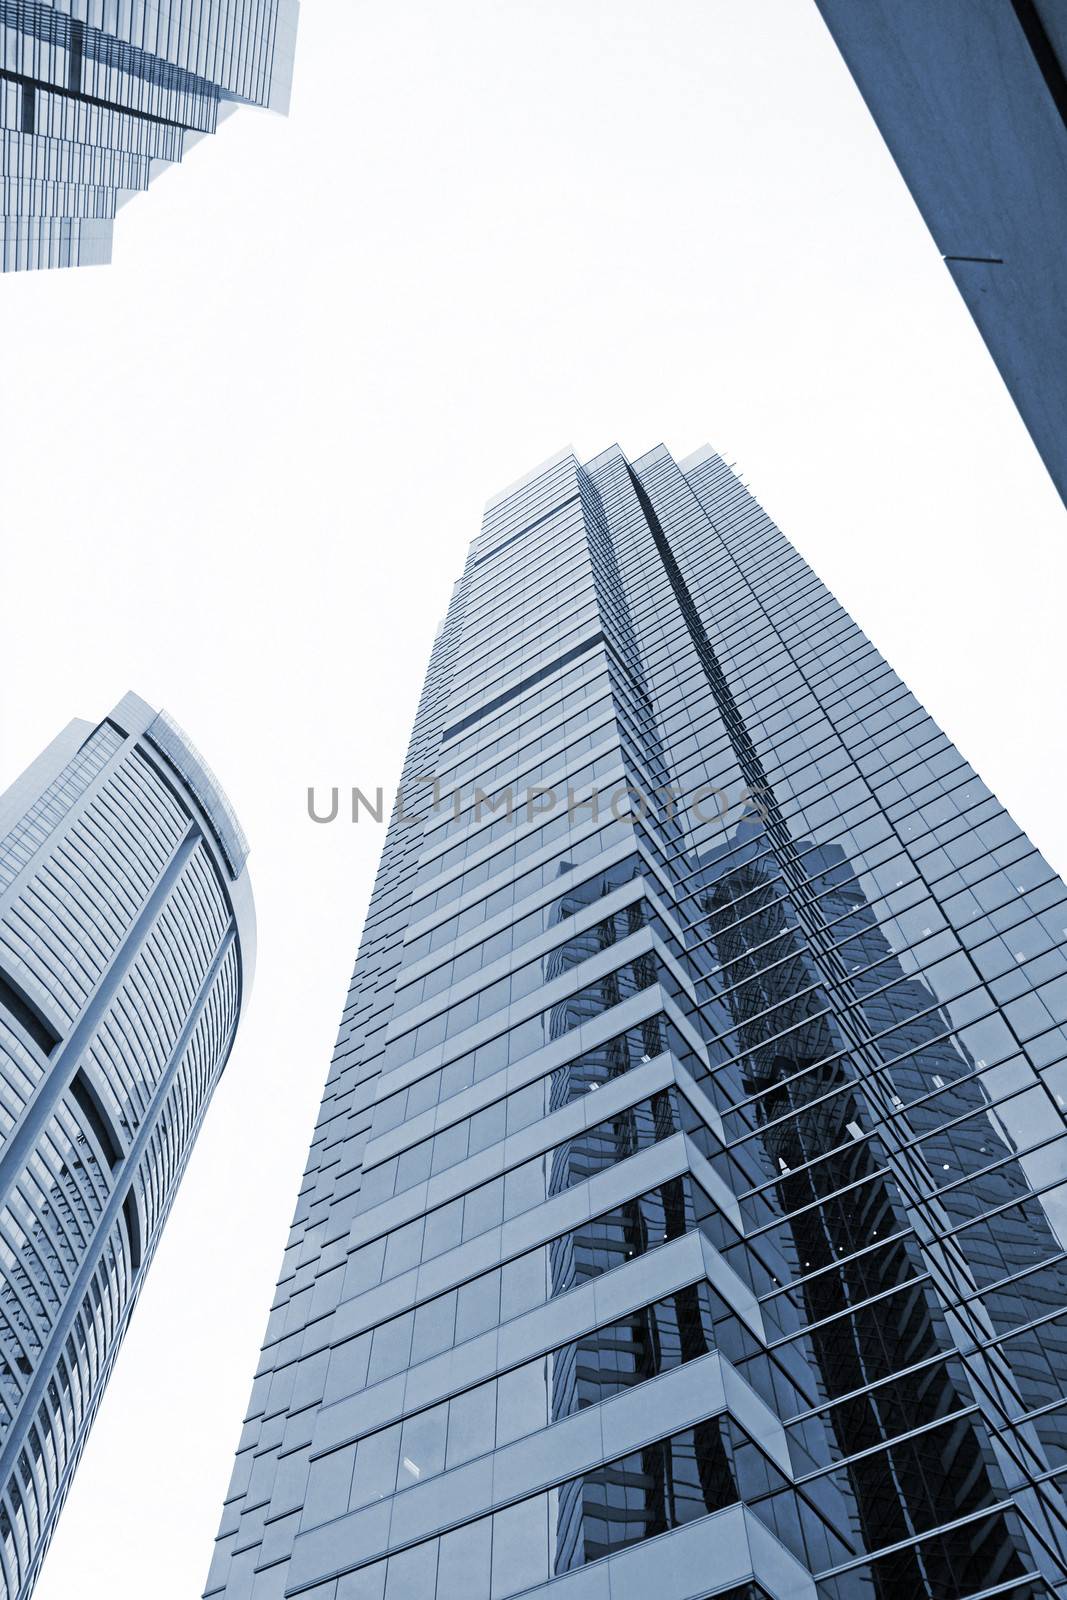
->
813 0 1067 511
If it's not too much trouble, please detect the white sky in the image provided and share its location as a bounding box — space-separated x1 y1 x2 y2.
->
1 3 1065 1596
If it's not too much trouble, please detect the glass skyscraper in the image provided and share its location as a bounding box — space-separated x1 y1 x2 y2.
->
0 690 255 1598
0 0 299 272
207 445 1067 1599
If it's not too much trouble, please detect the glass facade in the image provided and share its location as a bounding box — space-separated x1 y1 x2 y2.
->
207 445 1067 1599
0 689 255 1599
0 0 299 271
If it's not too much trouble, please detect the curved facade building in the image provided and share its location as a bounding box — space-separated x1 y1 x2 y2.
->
0 691 254 1599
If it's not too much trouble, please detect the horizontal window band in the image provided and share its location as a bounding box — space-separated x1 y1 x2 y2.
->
441 631 605 745
0 962 61 1056
470 493 582 568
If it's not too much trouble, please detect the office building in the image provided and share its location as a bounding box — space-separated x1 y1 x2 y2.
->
0 0 298 271
0 690 255 1597
207 445 1067 1598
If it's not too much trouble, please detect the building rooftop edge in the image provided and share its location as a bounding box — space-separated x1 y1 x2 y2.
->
483 446 579 512
0 719 95 842
678 443 719 474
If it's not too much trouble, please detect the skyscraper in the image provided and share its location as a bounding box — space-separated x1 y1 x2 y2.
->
207 445 1067 1599
812 1 1067 511
0 690 255 1599
0 0 299 272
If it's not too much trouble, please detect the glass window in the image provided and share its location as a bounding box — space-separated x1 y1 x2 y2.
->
410 1291 457 1367
349 1424 401 1512
302 1447 354 1528
398 1403 447 1487
436 1517 492 1600
495 1358 548 1447
383 1220 421 1279
368 1312 412 1384
454 1271 500 1343
384 1536 438 1598
445 1381 496 1470
422 1198 463 1262
503 1157 544 1219
500 1250 545 1322
491 1494 548 1598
